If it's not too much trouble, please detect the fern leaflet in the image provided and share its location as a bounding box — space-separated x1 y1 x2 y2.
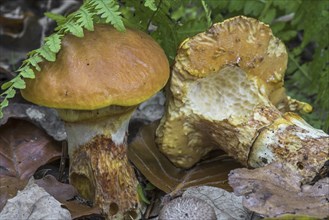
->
0 0 125 118
91 0 125 31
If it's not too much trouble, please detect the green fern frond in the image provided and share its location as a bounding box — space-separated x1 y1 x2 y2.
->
37 45 57 62
91 0 125 31
201 0 212 28
20 66 35 79
76 6 95 31
45 12 66 26
64 21 85 37
45 33 62 53
27 55 43 71
144 0 157 11
0 0 125 118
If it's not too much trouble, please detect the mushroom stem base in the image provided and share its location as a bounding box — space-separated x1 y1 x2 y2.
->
70 135 138 219
62 108 139 219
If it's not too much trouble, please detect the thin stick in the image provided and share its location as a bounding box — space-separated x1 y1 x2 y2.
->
58 140 68 182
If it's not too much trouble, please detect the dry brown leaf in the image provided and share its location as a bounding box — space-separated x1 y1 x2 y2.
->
0 118 61 179
128 122 242 193
62 200 102 219
35 175 77 202
228 163 329 218
0 176 27 210
34 174 101 219
0 178 71 219
0 118 62 211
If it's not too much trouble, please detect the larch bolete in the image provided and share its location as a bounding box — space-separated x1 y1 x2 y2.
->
21 25 170 219
156 16 328 183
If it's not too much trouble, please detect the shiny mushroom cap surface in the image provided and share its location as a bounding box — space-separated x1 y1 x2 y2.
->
21 24 170 110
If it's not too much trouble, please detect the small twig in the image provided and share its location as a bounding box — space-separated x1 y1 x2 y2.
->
58 140 68 182
143 191 156 219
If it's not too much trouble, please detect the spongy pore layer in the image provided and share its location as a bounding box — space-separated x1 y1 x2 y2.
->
157 65 279 168
186 66 267 121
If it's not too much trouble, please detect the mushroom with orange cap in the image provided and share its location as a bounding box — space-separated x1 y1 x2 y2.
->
156 16 328 183
21 24 170 219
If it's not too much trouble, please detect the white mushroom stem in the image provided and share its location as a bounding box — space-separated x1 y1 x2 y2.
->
57 107 139 219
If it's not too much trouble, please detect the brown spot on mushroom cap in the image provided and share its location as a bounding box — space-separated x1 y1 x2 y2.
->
176 16 287 100
21 25 170 110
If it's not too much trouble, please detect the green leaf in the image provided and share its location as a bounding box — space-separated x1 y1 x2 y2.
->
144 183 155 191
45 12 66 25
243 0 264 16
28 55 43 71
137 184 150 204
261 8 276 24
228 0 245 12
76 6 95 31
4 89 16 98
144 0 157 11
201 0 212 27
279 30 297 41
0 99 9 108
65 22 84 37
20 67 35 79
12 77 26 89
91 0 125 31
38 45 56 62
45 33 62 53
1 81 14 90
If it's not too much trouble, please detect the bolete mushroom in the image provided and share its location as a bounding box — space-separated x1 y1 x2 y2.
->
21 25 169 218
156 16 328 183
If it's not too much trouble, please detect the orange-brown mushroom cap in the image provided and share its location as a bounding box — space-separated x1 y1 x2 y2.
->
21 25 170 110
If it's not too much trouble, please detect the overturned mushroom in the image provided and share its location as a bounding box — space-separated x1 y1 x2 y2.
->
156 16 328 183
21 25 169 218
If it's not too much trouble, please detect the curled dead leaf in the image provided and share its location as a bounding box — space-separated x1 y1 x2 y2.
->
128 122 242 193
62 200 102 219
34 174 101 218
35 175 77 202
